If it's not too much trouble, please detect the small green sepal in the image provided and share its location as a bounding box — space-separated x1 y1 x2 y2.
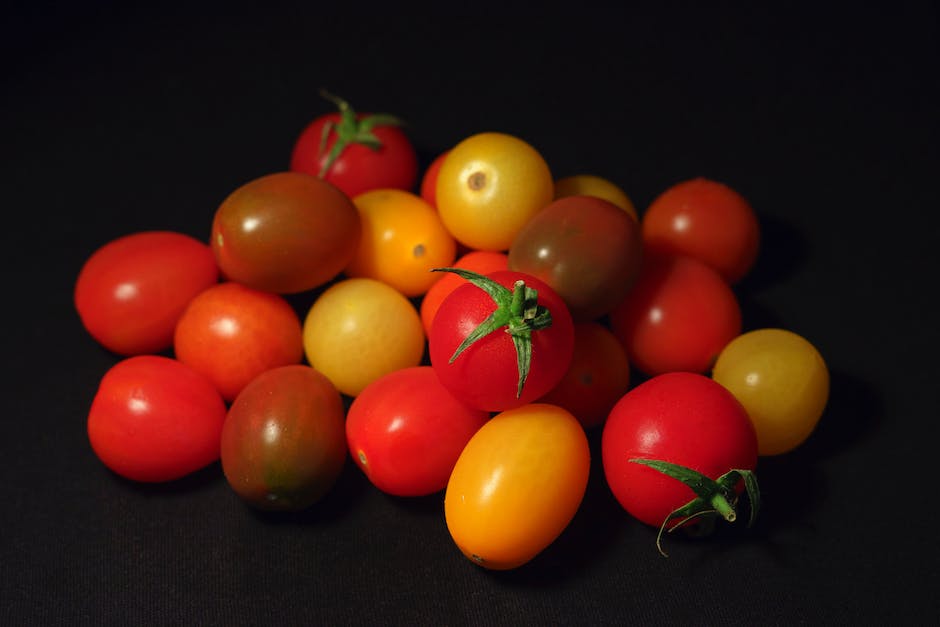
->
316 89 406 178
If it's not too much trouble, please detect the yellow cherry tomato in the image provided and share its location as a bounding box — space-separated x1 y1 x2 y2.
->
302 278 425 397
435 132 553 251
345 189 457 297
553 174 638 222
712 328 829 456
444 403 590 570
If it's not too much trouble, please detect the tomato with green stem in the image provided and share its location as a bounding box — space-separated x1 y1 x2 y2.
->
428 269 574 412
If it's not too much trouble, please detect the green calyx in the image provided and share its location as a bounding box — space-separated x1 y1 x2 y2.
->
431 268 553 398
317 89 405 178
629 458 761 557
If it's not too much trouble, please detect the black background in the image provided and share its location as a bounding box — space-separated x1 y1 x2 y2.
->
3 2 938 625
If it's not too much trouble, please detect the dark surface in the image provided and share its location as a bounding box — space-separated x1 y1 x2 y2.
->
3 3 938 625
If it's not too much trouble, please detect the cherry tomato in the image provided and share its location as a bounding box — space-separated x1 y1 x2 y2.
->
508 195 643 321
346 366 489 497
445 403 590 570
289 92 418 199
554 174 638 222
221 365 347 511
712 328 829 456
429 270 574 412
173 282 304 402
539 322 630 430
87 355 227 482
74 231 218 355
303 278 425 397
642 177 760 284
211 171 360 294
419 250 509 335
345 189 457 297
602 372 758 529
609 254 741 376
435 132 553 251
419 150 449 208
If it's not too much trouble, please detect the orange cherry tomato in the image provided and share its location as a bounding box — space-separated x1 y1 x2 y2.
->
444 403 590 570
345 189 457 297
419 250 509 335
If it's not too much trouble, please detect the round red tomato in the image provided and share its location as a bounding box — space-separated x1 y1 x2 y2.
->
221 365 347 511
346 366 490 497
87 355 227 482
173 282 304 401
508 195 643 321
609 254 741 376
602 372 758 530
211 171 361 294
75 231 218 355
419 150 449 208
642 177 760 284
429 269 574 412
289 92 418 199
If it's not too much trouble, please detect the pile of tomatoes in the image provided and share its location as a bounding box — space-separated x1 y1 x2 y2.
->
75 93 829 568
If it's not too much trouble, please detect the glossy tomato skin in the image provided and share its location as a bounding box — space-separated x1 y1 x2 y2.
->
290 112 418 199
609 254 741 376
429 271 574 412
221 365 347 511
712 328 829 456
642 177 760 284
211 172 360 294
346 366 489 497
87 355 227 482
445 403 590 570
508 195 643 321
602 372 758 528
173 282 304 402
75 231 218 355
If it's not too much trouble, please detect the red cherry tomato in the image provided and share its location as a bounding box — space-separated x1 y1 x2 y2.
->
74 231 218 355
429 270 574 412
87 355 227 482
602 372 758 529
642 177 760 284
419 250 509 335
221 365 347 511
173 282 304 401
609 254 741 376
289 93 418 199
419 150 449 208
346 366 490 497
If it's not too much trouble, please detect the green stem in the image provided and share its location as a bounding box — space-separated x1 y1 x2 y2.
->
315 89 405 179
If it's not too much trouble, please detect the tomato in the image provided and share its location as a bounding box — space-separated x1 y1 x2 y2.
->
303 278 425 397
345 189 457 297
609 254 741 376
173 282 304 402
712 328 829 456
210 171 360 294
419 250 509 335
346 366 489 497
539 322 630 430
553 174 638 222
419 150 449 208
289 92 418 199
445 403 590 570
429 270 574 412
642 177 760 284
602 372 758 532
74 231 218 355
220 365 346 510
435 132 553 251
507 195 643 321
87 355 227 482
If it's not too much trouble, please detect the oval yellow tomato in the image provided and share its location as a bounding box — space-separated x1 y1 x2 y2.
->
435 132 553 251
553 174 638 222
345 189 457 297
444 403 590 570
302 278 425 396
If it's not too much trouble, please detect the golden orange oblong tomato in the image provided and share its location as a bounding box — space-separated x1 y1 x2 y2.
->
444 403 590 570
